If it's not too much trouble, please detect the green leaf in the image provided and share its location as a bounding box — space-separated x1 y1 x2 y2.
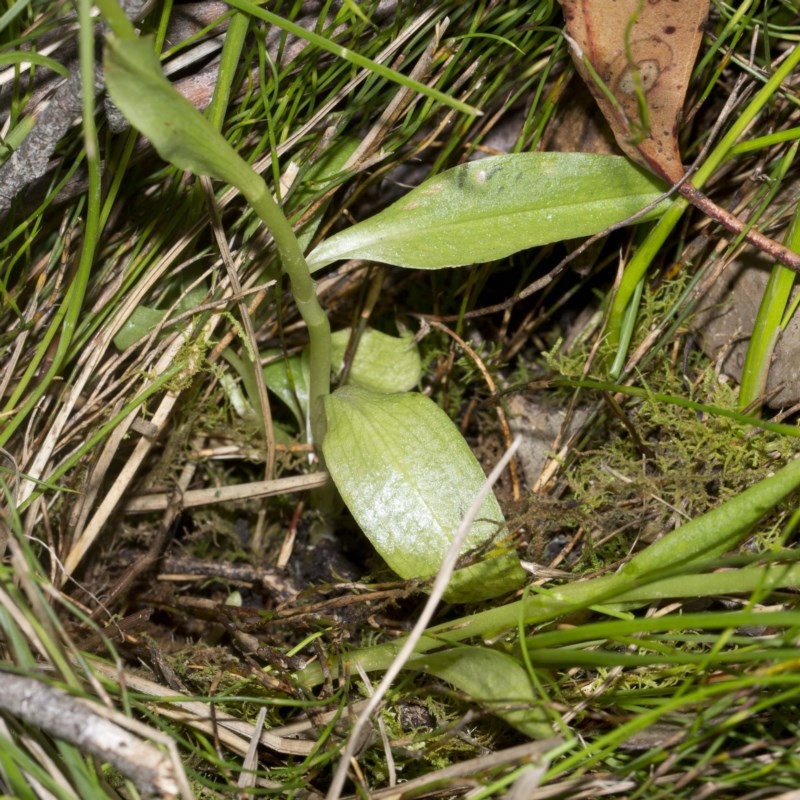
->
261 329 420 433
408 646 554 739
306 153 670 271
113 306 167 351
331 328 421 393
322 386 525 601
103 33 261 198
262 354 309 429
113 283 208 351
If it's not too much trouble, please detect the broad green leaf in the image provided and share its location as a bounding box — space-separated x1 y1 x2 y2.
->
306 153 670 271
103 33 261 198
261 329 420 433
261 326 421 428
322 386 525 601
330 328 421 393
408 646 554 739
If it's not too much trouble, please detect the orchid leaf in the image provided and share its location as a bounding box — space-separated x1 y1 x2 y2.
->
114 306 168 351
113 283 208 351
104 33 260 195
331 328 421 393
306 153 669 271
262 327 421 429
262 355 309 429
322 385 525 602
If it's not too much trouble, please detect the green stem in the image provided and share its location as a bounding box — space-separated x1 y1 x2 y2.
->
101 5 332 449
297 560 800 688
245 184 331 447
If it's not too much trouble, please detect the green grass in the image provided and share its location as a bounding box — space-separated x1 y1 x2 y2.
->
1 1 800 797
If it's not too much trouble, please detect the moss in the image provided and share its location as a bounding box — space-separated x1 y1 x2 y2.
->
543 279 798 569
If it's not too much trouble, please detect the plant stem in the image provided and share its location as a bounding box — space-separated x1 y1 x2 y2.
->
101 11 332 449
245 184 331 447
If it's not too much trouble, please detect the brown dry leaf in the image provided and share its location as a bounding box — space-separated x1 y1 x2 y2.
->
558 0 710 183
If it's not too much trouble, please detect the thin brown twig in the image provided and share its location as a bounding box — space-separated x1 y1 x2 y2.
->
678 182 800 271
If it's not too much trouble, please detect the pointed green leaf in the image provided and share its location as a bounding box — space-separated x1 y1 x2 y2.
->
409 646 554 739
307 153 669 271
262 355 309 429
331 328 421 393
103 33 261 198
322 386 525 600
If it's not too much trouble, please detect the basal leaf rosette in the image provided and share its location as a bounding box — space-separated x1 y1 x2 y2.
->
322 385 525 602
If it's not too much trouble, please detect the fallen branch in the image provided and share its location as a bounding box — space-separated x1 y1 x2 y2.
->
0 671 189 799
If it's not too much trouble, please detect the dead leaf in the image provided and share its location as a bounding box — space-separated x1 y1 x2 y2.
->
558 0 710 183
